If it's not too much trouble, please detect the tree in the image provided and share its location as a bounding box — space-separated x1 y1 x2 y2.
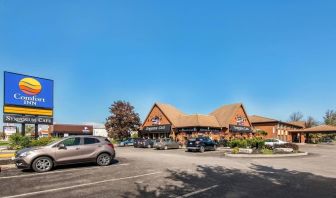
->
105 100 141 140
324 110 336 126
256 130 268 137
289 112 304 122
305 116 319 128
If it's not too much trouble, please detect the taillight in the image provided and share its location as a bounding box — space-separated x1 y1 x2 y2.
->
108 143 114 149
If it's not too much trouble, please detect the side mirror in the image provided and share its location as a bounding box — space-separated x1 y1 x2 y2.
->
58 143 66 149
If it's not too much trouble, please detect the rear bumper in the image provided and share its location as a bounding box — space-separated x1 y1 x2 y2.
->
187 147 200 151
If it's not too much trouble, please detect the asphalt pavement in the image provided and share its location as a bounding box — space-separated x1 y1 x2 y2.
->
0 144 335 198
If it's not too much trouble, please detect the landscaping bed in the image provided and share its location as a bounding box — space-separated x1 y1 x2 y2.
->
223 138 304 157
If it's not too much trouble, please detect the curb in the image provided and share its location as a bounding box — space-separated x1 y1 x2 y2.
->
225 152 309 158
0 158 14 165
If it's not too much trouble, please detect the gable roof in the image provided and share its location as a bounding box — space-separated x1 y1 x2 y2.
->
143 102 251 129
209 103 251 128
290 125 336 133
155 103 186 126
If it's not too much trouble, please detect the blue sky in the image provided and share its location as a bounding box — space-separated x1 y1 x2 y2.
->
0 0 335 125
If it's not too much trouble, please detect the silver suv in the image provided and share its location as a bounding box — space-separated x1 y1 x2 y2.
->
13 136 116 172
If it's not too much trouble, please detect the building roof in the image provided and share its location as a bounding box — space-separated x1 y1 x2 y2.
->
289 121 306 128
209 103 251 128
148 103 249 128
289 125 336 133
249 115 278 123
177 114 220 128
249 115 304 128
155 103 186 126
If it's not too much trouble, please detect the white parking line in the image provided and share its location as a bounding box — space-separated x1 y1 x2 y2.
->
1 171 161 198
175 185 219 198
0 163 129 179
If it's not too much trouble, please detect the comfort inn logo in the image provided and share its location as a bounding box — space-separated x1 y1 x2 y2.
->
13 77 45 106
19 77 42 95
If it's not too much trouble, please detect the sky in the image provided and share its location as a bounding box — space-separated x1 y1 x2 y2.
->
0 0 336 125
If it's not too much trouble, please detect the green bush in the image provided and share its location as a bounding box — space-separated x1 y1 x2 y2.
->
229 139 247 148
231 147 239 154
31 137 54 146
246 138 265 149
9 133 31 150
229 138 265 149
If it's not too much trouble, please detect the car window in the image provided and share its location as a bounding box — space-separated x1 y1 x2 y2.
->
62 137 80 147
84 137 100 145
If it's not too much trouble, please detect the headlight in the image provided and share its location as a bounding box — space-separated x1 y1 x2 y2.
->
19 151 33 157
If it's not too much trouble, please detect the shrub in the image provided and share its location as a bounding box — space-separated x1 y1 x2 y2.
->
274 143 299 151
246 138 265 149
9 133 31 150
231 147 239 154
31 137 54 146
229 139 247 148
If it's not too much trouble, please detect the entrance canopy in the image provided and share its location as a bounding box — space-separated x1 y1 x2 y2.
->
289 125 336 134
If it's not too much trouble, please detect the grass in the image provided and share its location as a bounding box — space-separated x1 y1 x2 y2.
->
261 148 273 155
0 141 9 146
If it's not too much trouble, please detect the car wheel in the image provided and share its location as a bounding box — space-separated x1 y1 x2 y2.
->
164 145 168 150
32 156 53 173
187 149 191 152
200 146 205 153
97 153 112 166
147 144 151 148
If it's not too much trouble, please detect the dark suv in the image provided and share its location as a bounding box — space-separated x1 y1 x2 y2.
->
187 137 217 152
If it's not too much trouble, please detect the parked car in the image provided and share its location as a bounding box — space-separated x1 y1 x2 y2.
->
13 136 115 172
321 137 333 144
138 139 155 148
186 137 217 152
154 138 180 150
119 138 134 147
133 138 144 148
264 139 287 147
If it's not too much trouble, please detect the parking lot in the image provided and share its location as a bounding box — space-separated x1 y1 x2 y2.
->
0 144 335 198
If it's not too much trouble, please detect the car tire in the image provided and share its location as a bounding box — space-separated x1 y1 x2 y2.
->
200 146 205 153
187 149 191 152
164 145 168 150
96 153 112 166
32 156 53 173
147 144 151 148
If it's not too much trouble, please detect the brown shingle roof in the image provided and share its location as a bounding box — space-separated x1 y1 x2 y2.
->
289 121 306 128
177 114 220 128
156 103 186 126
249 115 278 123
209 103 250 128
289 125 336 133
151 103 251 129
